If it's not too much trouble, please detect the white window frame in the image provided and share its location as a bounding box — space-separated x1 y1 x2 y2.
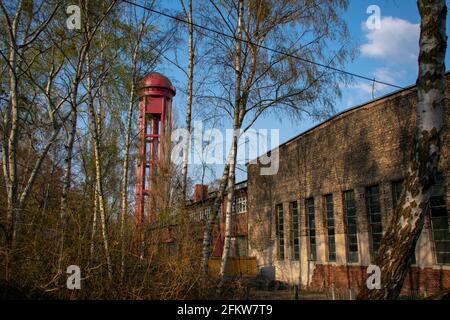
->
235 196 247 214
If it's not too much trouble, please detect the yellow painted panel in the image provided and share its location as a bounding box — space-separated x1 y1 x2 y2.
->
208 257 257 277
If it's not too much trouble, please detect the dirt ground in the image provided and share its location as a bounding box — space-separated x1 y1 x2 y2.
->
249 288 329 300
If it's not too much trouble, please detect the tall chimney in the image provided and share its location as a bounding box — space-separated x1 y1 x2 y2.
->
193 184 209 202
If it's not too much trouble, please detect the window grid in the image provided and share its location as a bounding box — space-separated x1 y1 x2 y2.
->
235 196 247 214
366 185 382 260
325 195 336 262
276 204 285 260
429 174 450 265
306 198 317 261
291 201 300 261
344 191 358 263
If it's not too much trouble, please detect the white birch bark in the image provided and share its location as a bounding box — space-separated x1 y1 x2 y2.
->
219 0 244 278
86 52 113 279
358 0 447 300
180 0 194 203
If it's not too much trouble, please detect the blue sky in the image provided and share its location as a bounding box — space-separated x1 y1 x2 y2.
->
155 0 450 184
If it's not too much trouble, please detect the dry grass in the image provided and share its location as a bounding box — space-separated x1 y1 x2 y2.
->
0 205 247 300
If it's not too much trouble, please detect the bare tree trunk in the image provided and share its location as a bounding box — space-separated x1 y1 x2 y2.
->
1 0 62 280
58 0 117 274
180 0 194 203
60 106 77 215
120 62 136 279
219 132 238 277
201 162 230 275
86 52 113 280
92 25 105 268
357 0 447 300
119 4 150 277
1 4 22 280
89 182 98 264
6 47 18 250
58 63 81 272
59 40 90 266
93 115 113 280
219 0 244 279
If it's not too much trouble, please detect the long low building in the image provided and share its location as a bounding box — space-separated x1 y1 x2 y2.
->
246 73 450 296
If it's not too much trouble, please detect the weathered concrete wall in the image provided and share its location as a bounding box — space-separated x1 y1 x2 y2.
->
248 75 450 296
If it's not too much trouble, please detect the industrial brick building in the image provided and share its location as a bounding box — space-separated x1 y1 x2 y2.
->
246 73 450 296
188 181 248 258
185 74 450 296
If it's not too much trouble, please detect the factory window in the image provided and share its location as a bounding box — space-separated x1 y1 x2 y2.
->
366 185 383 260
235 196 247 214
230 236 248 257
236 236 248 257
276 204 285 260
290 201 300 261
344 190 359 263
325 195 336 262
306 198 317 261
430 174 450 265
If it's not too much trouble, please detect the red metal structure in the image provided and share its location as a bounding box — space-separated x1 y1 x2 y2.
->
135 72 176 228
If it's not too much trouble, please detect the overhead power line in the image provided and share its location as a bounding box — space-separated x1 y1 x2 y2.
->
121 0 405 90
0 0 406 91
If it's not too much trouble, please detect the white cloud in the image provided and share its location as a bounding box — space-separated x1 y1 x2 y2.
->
374 67 397 84
350 82 376 95
349 81 388 97
361 17 420 63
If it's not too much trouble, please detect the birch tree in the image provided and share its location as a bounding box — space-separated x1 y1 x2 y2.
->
0 0 65 279
219 0 244 278
180 0 194 204
86 48 113 279
357 0 447 300
199 0 352 277
119 0 155 279
58 0 117 275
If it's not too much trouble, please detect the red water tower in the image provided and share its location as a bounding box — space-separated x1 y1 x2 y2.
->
135 72 176 228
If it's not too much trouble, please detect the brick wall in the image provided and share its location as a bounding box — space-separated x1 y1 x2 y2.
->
247 74 450 295
186 185 249 257
309 264 450 297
